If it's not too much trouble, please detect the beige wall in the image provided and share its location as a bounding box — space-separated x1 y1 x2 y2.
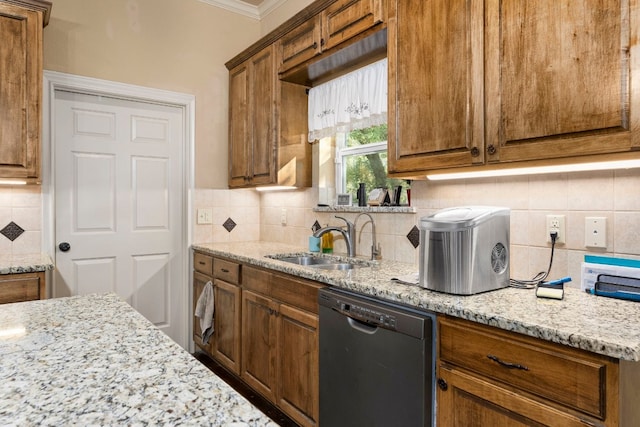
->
43 0 262 189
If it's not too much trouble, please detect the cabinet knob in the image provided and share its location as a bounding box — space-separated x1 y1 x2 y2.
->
487 144 497 155
470 147 480 157
320 38 325 46
58 242 71 252
313 41 318 49
437 378 448 391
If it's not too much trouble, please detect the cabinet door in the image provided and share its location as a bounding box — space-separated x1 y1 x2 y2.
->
193 271 213 354
278 15 322 73
212 279 241 375
485 0 640 163
0 271 45 304
277 304 319 427
228 61 250 187
241 289 279 402
0 2 44 181
321 0 384 51
228 45 276 188
388 0 485 175
437 365 590 427
248 45 276 186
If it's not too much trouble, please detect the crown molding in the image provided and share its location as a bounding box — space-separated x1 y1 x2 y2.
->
198 0 287 20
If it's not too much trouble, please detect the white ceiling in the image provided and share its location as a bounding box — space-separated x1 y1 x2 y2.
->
198 0 286 20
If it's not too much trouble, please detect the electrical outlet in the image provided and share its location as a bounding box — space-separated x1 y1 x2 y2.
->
546 214 566 244
280 208 287 225
197 208 212 225
585 217 607 248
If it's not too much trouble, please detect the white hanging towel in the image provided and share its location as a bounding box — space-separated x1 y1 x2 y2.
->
195 280 214 344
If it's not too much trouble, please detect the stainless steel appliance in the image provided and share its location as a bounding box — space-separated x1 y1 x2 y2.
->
419 206 510 295
318 288 435 427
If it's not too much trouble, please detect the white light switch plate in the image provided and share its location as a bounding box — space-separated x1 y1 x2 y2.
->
197 208 213 225
585 217 606 248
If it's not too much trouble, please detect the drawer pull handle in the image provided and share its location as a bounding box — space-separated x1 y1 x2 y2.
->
198 261 206 265
221 268 229 273
487 354 529 371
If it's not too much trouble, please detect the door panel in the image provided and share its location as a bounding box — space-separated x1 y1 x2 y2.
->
72 257 116 295
73 152 116 231
132 156 169 229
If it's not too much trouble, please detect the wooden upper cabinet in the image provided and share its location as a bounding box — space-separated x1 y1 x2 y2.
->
388 0 484 174
487 0 640 164
0 0 51 183
389 0 640 176
228 46 311 189
278 0 384 74
279 15 323 74
228 45 276 188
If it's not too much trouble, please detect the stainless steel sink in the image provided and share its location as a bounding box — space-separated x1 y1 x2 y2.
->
266 254 366 270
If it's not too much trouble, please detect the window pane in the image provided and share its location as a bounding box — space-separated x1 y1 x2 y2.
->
342 125 410 205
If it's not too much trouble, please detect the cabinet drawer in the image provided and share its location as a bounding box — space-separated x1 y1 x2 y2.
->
271 274 322 315
213 258 240 284
0 272 45 304
243 265 271 295
438 316 609 419
194 252 213 276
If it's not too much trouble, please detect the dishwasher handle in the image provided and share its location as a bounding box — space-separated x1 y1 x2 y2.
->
347 316 378 334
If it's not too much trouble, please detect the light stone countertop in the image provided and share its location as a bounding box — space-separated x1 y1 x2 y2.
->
193 241 640 362
0 293 277 426
0 253 54 275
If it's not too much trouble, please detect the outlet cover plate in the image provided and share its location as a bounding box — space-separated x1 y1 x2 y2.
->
546 214 566 244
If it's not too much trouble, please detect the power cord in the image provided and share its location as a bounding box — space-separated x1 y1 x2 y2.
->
509 231 557 289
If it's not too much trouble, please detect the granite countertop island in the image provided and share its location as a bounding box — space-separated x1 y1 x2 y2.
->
193 241 640 362
0 293 277 426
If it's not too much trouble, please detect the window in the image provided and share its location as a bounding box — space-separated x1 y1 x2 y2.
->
336 124 409 205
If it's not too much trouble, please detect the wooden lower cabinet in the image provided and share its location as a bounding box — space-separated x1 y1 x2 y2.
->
436 316 640 427
192 271 213 354
212 278 241 375
0 271 46 304
193 253 241 374
277 304 319 427
437 366 593 426
241 289 279 401
193 252 319 427
242 279 320 427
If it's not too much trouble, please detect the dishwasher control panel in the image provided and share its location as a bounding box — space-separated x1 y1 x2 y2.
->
334 299 397 330
319 288 433 342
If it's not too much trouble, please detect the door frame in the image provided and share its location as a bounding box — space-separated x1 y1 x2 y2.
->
42 70 195 349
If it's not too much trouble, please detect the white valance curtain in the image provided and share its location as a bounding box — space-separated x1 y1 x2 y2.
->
307 58 387 142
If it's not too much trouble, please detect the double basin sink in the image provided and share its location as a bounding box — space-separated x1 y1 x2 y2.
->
266 253 373 271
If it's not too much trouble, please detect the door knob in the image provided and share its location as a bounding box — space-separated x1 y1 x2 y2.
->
58 242 71 252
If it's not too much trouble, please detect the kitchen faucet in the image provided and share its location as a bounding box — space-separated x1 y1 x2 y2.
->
313 216 356 257
355 212 381 260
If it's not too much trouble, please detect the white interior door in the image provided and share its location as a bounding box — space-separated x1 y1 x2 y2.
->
53 89 186 346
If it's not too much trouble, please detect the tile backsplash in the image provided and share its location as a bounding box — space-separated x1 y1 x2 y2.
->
0 187 42 255
195 168 640 289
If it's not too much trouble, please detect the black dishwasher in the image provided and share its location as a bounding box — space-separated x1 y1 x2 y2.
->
318 287 435 427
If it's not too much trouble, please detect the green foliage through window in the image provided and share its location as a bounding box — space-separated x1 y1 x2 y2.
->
340 124 410 205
